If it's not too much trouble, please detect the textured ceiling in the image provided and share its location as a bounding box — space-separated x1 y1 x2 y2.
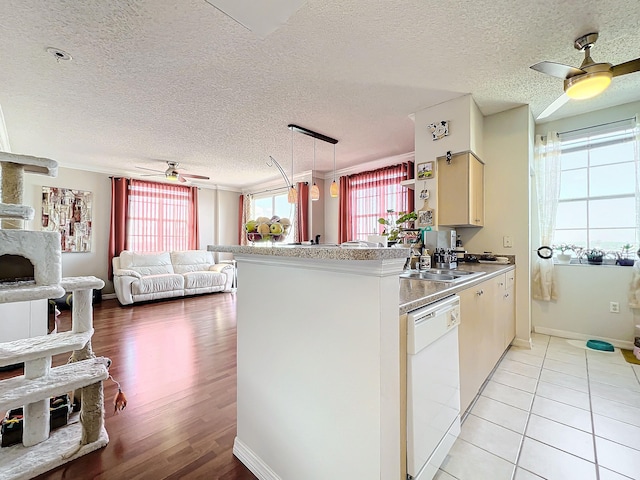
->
1 0 640 189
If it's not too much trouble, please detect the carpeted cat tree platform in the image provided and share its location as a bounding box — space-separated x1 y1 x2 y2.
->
0 152 110 479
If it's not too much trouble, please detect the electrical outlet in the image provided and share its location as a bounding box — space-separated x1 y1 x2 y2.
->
610 302 620 313
503 236 513 248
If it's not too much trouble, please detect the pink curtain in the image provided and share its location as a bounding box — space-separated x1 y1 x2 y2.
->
238 194 245 245
126 179 198 252
296 182 309 242
339 162 413 242
338 178 349 244
108 177 130 279
188 185 199 249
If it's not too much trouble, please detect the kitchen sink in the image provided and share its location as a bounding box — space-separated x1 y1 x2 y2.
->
400 269 485 283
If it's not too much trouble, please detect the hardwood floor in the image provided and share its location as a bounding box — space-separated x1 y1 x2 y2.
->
2 294 257 480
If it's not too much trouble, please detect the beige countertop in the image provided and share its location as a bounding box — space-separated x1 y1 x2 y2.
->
399 263 516 314
208 244 410 261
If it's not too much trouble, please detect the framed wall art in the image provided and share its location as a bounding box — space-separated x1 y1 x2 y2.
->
41 186 92 252
417 208 434 227
417 161 435 179
427 120 449 141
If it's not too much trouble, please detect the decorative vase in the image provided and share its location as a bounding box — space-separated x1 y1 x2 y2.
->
617 258 634 266
556 253 572 264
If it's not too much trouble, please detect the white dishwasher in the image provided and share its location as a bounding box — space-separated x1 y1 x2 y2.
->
406 295 461 480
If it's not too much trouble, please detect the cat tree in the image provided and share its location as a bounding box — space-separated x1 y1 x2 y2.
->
0 152 110 479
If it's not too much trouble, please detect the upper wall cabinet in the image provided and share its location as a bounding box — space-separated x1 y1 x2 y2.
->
437 151 484 227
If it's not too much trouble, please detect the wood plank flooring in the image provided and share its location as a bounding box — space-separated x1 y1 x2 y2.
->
1 293 257 480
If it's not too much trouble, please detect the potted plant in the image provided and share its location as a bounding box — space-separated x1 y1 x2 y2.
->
616 244 636 266
552 244 575 264
583 247 605 265
378 210 417 243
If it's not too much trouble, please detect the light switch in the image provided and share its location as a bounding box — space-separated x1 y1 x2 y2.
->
503 236 513 248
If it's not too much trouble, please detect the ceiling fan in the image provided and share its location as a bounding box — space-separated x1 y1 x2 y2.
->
136 161 210 183
531 32 640 120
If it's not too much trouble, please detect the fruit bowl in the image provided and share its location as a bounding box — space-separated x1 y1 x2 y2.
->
246 224 291 244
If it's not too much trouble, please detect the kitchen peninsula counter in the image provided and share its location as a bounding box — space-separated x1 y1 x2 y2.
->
208 244 408 480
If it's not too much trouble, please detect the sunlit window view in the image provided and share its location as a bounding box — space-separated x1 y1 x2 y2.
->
553 124 637 253
252 192 295 241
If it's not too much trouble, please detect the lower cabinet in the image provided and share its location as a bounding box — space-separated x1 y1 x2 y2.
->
458 269 516 413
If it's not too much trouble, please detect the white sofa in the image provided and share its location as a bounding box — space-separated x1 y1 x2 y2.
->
112 250 235 305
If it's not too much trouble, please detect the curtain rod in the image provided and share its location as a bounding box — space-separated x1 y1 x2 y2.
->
558 115 637 137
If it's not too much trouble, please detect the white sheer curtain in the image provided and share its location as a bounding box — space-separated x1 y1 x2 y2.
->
629 117 640 308
532 132 561 301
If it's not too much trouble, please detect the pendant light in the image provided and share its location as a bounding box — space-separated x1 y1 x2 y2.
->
330 144 338 198
287 128 297 204
310 138 320 201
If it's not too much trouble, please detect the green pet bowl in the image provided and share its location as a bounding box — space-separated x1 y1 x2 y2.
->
586 339 614 352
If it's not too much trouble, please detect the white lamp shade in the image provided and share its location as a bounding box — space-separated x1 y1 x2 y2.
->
287 186 297 204
310 183 320 201
330 180 338 198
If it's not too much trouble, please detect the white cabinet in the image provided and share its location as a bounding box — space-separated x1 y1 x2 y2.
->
437 151 484 227
0 299 48 342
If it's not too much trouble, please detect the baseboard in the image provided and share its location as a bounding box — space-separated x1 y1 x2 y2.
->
233 437 281 480
102 293 117 300
533 326 635 350
511 337 532 349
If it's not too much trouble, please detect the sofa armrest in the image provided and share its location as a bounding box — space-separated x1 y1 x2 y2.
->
210 263 235 291
114 268 142 278
209 264 232 274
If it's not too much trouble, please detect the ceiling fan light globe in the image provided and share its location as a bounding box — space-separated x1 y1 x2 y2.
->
166 173 179 181
564 70 612 100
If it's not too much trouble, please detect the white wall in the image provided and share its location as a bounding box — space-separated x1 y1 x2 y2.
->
531 101 640 346
467 105 532 345
323 177 339 243
21 167 239 293
23 167 112 290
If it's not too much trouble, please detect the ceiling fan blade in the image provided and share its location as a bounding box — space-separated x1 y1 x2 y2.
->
180 173 210 180
612 58 640 77
530 61 585 79
178 175 188 183
537 93 570 120
136 166 165 173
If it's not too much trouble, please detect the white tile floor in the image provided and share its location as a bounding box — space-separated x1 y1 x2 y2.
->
437 333 640 480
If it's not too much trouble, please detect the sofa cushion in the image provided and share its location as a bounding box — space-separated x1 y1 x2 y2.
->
183 271 226 289
170 251 216 274
131 273 184 295
119 251 175 276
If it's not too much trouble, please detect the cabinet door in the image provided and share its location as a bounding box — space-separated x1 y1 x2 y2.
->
458 286 483 413
437 152 484 227
503 271 516 349
469 155 484 226
437 153 469 227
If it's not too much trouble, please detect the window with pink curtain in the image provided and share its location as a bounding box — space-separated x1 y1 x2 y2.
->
126 179 199 252
341 162 413 242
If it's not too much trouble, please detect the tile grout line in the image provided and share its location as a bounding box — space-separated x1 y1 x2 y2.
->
585 351 601 480
509 334 548 480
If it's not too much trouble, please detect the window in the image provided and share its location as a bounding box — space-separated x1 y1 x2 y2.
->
345 162 413 241
553 120 638 251
127 180 198 252
251 190 295 240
